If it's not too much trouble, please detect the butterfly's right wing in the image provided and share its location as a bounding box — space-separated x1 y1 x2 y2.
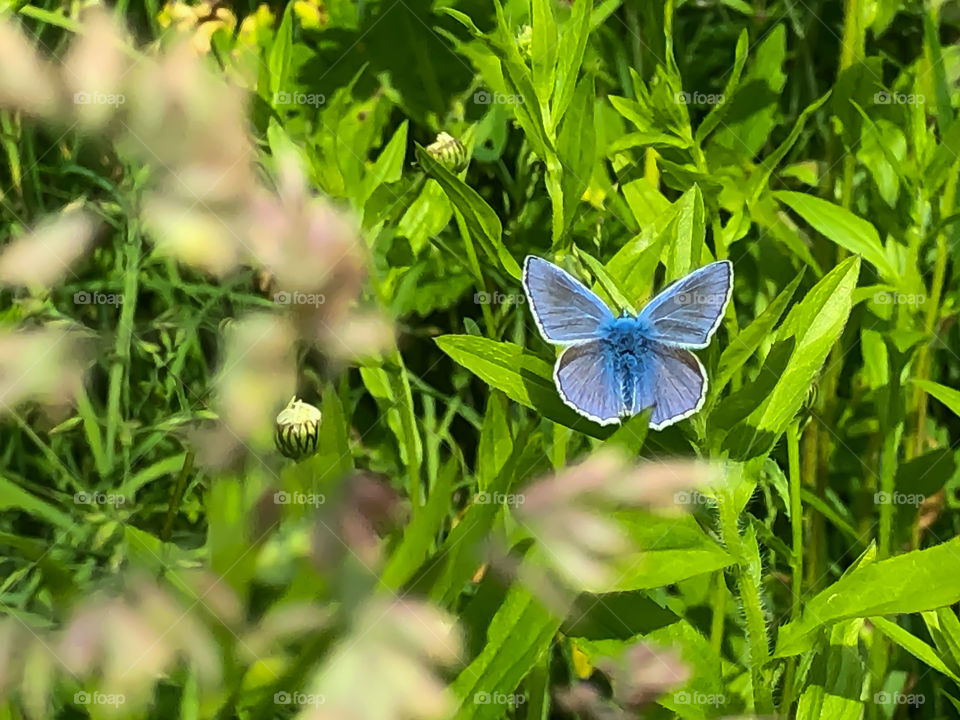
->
523 256 614 343
554 340 624 425
631 341 707 430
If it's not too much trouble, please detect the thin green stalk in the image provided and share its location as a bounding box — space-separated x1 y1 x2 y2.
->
161 450 194 542
910 164 956 460
105 223 141 475
878 424 901 560
452 210 497 337
782 421 803 710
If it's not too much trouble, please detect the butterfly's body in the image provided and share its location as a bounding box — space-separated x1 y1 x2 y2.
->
522 256 732 429
599 316 646 412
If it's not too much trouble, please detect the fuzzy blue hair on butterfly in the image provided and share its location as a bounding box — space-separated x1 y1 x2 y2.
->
522 256 732 429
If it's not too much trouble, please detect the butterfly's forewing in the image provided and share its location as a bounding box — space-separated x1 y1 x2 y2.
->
523 256 614 343
554 340 623 425
638 260 732 348
632 341 707 429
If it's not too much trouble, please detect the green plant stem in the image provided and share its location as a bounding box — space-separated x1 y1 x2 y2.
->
161 450 194 542
105 223 141 474
709 570 725 654
453 209 497 337
782 421 803 711
878 424 901 560
910 164 956 460
718 489 773 714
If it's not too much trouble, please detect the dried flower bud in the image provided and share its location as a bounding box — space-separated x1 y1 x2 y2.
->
425 132 468 173
275 396 322 460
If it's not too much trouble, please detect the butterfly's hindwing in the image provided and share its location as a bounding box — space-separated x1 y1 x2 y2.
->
553 340 624 425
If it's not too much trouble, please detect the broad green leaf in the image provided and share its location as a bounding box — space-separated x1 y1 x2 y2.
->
478 393 512 492
796 618 866 720
713 271 804 396
775 537 960 656
0 474 72 529
774 191 896 283
872 616 960 684
709 25 786 159
744 257 860 449
603 513 734 591
416 145 521 280
606 221 671 303
450 586 561 719
530 0 558 106
748 93 831 204
491 0 553 159
551 0 591 131
695 29 749 143
913 379 960 418
267 4 293 97
359 120 408 208
556 75 596 238
435 335 613 438
667 184 705 280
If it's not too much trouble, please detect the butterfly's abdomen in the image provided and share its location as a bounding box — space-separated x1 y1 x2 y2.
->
601 320 646 415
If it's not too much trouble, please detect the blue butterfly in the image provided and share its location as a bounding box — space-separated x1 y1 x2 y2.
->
522 256 733 429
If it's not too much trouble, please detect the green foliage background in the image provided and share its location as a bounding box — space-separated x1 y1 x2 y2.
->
3 0 960 718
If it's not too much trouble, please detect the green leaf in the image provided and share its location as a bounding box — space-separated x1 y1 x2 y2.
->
551 0 591 131
478 393 513 492
576 248 635 314
416 145 521 280
774 191 897 283
435 335 613 438
740 257 860 453
555 75 596 238
530 0 558 106
667 184 705 280
602 513 734 591
359 120 408 208
695 29 748 143
775 537 960 656
913 379 960 418
795 618 866 720
267 4 293 98
0 474 72 529
713 271 804 397
380 458 454 590
872 616 960 683
450 586 561 720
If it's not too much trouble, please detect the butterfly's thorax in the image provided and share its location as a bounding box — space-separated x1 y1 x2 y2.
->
600 316 652 413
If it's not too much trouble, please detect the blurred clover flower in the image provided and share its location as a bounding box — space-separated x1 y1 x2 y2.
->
0 327 91 417
0 207 96 287
511 450 716 603
0 571 332 717
301 599 462 720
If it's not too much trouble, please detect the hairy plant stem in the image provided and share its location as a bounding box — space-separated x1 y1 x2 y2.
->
718 488 773 714
781 421 804 711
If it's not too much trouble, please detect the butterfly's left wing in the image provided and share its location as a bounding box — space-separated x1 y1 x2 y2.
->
631 341 707 430
554 340 624 425
638 260 733 348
